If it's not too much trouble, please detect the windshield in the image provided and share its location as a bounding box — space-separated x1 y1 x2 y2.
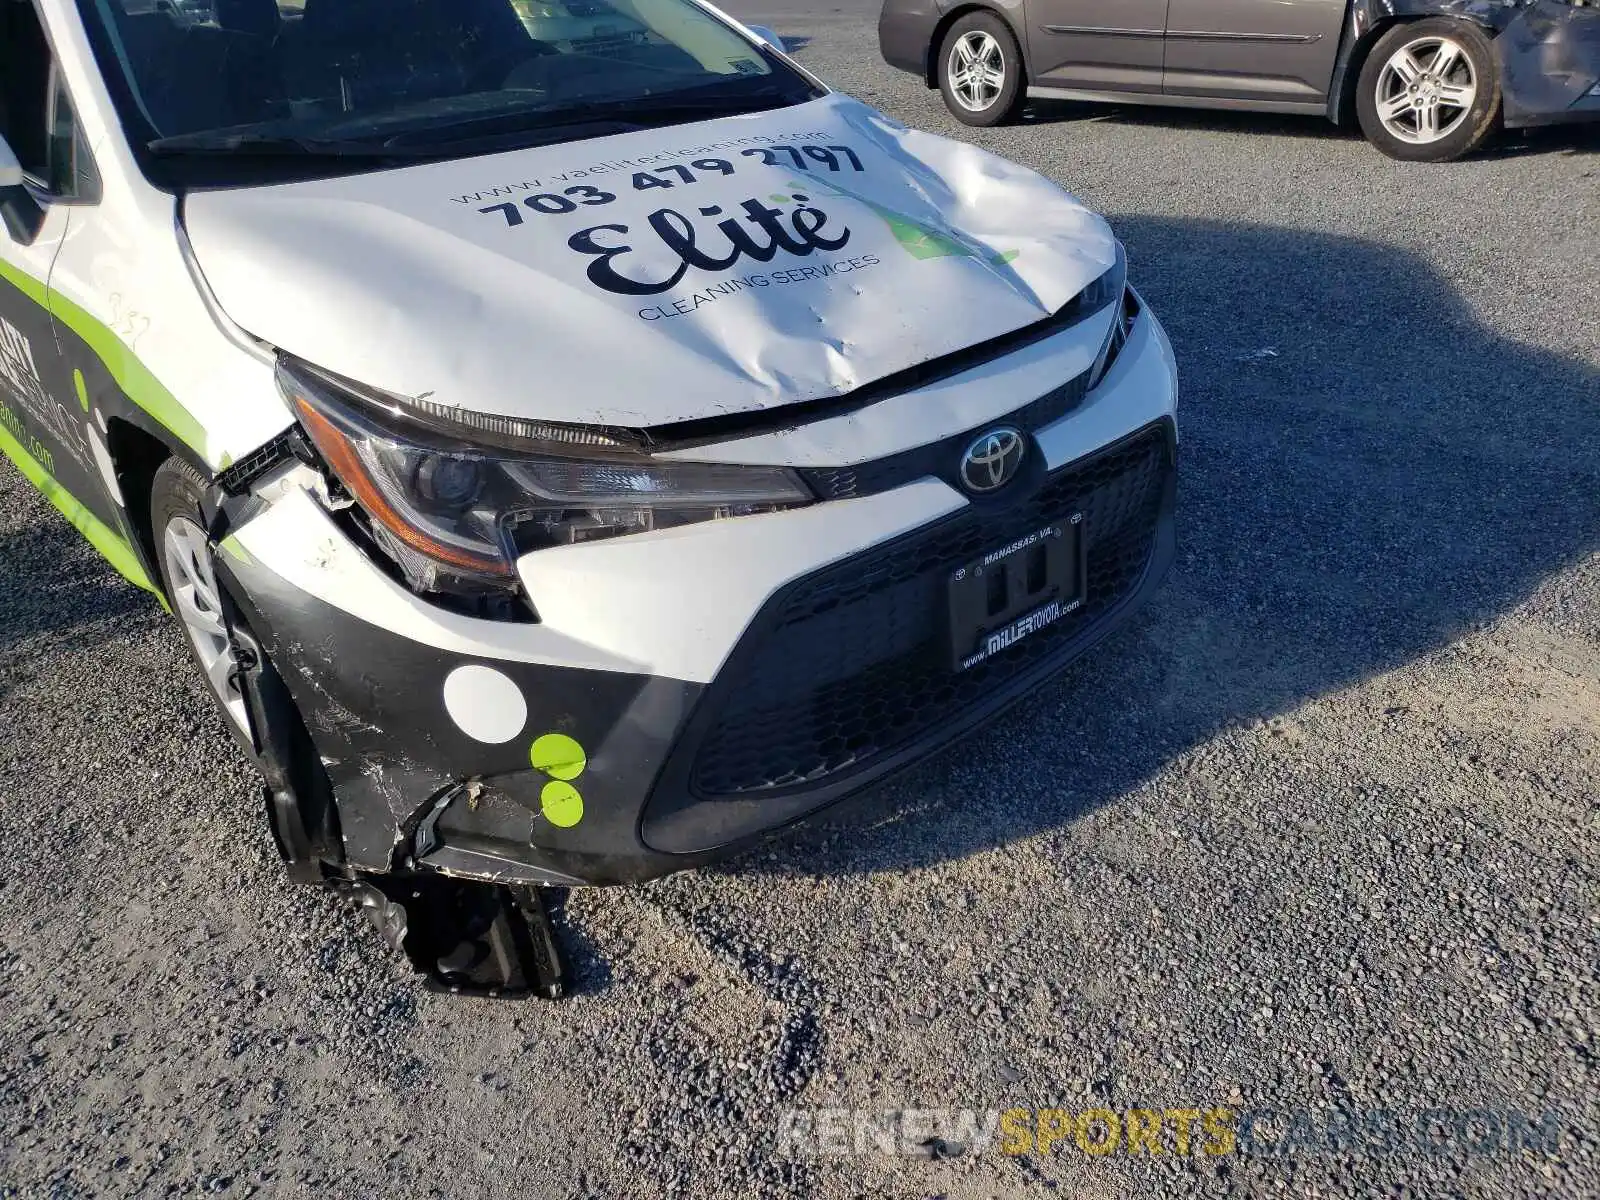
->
77 0 818 181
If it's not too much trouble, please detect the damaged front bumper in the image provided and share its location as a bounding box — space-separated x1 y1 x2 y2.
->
211 301 1180 891
1500 0 1600 127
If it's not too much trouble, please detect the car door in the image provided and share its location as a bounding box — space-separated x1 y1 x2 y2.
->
0 3 130 556
1025 0 1173 95
1161 0 1347 106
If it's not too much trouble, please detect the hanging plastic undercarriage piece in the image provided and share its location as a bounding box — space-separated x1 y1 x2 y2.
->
357 876 569 1000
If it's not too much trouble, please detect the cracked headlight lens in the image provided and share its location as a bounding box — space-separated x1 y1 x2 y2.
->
278 356 814 597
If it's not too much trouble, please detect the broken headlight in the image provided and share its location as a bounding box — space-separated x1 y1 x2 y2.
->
277 356 814 598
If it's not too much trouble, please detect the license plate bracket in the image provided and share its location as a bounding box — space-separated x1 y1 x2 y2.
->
948 514 1086 672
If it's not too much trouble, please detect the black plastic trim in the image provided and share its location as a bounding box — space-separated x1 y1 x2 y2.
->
1164 29 1324 43
216 428 298 495
797 370 1089 500
1042 25 1164 37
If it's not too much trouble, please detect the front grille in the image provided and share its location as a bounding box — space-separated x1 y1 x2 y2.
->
689 423 1171 797
798 372 1090 501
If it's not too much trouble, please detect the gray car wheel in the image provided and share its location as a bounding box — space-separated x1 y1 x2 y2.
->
1356 19 1501 162
150 456 255 751
937 12 1024 127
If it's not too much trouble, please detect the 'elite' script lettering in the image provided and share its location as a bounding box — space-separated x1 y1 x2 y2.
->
568 195 851 296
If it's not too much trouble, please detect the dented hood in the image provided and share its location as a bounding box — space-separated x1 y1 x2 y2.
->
183 94 1117 428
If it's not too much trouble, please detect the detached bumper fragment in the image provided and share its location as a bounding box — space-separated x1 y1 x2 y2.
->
359 876 569 1000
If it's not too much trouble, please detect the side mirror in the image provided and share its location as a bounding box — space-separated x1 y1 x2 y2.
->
0 136 22 190
747 25 787 54
0 135 45 246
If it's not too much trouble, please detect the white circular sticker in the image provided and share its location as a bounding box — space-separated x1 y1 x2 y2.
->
441 664 528 745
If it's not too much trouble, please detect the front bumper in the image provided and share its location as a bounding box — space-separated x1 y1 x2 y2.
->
216 302 1179 887
1500 1 1600 128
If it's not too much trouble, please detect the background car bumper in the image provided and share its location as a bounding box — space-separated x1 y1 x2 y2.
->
879 0 942 80
1500 0 1600 128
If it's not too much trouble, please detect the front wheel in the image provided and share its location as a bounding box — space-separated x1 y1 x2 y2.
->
936 13 1025 127
150 456 255 752
1356 19 1501 162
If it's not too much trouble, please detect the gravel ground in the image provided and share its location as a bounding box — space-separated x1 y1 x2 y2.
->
3 13 1598 1200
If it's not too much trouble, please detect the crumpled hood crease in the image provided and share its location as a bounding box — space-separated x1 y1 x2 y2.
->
183 94 1117 428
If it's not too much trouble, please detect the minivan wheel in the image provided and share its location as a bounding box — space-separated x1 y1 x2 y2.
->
1356 19 1501 161
937 13 1024 127
150 456 253 748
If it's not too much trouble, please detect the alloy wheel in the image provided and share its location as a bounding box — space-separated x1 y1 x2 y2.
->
1374 36 1477 145
947 30 1006 113
163 515 251 736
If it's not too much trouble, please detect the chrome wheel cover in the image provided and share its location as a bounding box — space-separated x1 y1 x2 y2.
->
948 30 1006 112
163 515 250 737
1375 36 1478 145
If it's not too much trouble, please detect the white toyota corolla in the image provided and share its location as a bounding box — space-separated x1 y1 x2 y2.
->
0 0 1177 993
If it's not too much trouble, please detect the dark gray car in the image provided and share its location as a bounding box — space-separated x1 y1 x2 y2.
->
879 0 1600 160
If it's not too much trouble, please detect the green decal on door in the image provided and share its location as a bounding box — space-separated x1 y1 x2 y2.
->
0 258 209 461
0 416 156 594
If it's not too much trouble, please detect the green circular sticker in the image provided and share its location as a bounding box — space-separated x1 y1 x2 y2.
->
529 732 586 780
540 781 584 828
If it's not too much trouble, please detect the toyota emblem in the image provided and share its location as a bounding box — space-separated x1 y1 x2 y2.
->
958 427 1026 494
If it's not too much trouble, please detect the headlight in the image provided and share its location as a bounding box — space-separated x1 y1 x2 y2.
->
277 357 814 599
1084 242 1132 391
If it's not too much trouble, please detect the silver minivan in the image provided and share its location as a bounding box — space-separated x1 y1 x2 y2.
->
878 0 1600 160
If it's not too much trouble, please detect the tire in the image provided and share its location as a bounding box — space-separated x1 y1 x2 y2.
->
149 456 255 753
1356 19 1501 162
937 12 1025 127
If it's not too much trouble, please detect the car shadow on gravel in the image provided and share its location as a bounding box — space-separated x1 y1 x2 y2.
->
1023 98 1355 145
0 520 154 703
715 216 1600 880
542 888 616 995
1477 121 1600 160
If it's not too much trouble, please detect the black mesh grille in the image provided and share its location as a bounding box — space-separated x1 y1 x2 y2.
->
689 423 1172 798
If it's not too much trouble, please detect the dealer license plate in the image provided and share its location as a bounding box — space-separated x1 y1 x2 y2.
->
948 516 1085 672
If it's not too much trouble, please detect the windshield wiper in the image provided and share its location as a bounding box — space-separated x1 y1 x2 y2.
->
150 117 653 158
147 132 419 157
371 91 798 151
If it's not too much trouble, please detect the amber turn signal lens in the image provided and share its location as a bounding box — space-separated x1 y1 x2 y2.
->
291 395 514 579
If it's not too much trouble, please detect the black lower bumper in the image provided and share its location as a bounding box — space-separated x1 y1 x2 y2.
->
217 419 1176 888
